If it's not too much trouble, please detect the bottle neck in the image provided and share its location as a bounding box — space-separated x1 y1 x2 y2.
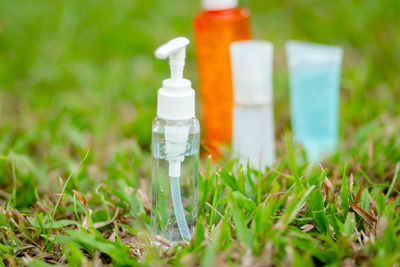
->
156 117 194 124
203 7 238 14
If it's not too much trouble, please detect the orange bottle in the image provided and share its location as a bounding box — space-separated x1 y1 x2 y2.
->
193 0 251 158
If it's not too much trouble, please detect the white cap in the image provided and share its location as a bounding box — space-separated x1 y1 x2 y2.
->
155 37 195 120
202 0 238 10
230 40 274 105
285 40 343 70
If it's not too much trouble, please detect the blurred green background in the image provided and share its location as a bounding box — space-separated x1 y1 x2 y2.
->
0 0 399 205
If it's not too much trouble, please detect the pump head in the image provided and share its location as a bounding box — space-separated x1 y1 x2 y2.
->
154 37 195 120
155 37 189 81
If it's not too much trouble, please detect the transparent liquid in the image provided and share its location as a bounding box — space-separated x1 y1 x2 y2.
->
151 117 200 245
289 66 340 161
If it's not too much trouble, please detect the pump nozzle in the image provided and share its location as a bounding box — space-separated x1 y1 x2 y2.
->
155 37 190 80
154 37 194 121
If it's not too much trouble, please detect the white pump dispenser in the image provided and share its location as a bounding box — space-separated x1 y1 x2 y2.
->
155 37 195 121
152 37 200 245
155 37 195 178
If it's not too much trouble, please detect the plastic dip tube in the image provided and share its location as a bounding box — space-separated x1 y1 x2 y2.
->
286 41 343 162
230 40 275 170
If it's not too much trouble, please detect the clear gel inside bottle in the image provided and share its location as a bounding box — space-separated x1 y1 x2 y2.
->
151 117 200 246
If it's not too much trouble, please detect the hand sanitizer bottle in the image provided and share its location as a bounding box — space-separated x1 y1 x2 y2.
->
230 40 276 171
151 37 200 246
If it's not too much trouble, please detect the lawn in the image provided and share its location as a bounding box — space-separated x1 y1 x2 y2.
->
0 0 400 265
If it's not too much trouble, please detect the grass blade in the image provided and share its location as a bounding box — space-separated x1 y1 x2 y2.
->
200 222 222 267
386 162 400 200
340 164 349 218
229 193 252 248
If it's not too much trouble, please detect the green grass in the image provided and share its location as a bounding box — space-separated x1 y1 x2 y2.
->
0 0 400 265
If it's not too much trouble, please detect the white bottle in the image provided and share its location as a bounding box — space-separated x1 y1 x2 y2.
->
230 40 275 171
151 37 200 245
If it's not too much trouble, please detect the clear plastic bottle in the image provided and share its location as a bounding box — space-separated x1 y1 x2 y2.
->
151 37 200 246
151 117 200 245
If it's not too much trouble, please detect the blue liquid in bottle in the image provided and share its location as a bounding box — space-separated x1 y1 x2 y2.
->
289 66 341 161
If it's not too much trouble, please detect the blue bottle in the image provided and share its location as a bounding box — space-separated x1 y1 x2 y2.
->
286 41 343 162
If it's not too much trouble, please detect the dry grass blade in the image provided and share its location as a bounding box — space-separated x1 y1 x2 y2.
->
349 202 377 226
368 134 373 169
349 174 355 200
355 179 364 204
270 168 294 179
154 235 172 248
258 168 273 186
73 189 93 230
73 190 88 209
300 224 315 233
322 177 334 203
370 199 378 217
93 208 120 228
0 188 11 199
205 202 225 220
